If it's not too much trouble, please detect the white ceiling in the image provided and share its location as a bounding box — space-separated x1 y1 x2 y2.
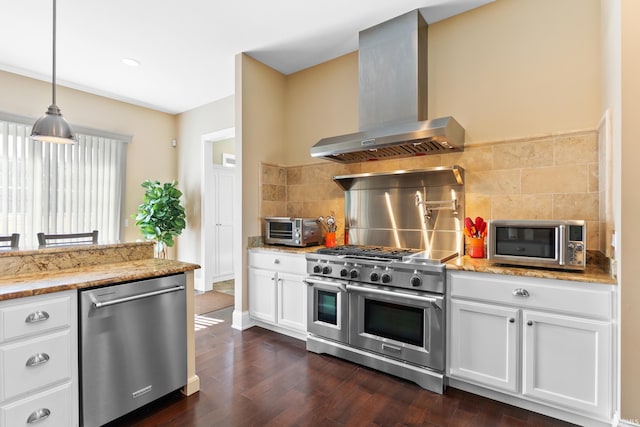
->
0 0 493 115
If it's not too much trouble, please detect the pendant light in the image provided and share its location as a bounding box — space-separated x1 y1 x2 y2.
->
31 0 76 144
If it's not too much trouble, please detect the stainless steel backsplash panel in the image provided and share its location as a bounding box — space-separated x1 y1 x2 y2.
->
340 167 465 253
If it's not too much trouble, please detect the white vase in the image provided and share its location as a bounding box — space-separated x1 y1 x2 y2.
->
155 241 167 259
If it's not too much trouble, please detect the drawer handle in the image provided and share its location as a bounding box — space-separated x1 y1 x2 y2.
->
273 259 280 264
509 318 515 323
27 408 51 424
25 353 50 367
527 320 534 326
512 288 530 297
382 343 402 353
25 310 50 323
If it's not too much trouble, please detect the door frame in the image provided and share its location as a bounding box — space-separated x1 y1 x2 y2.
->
200 127 236 292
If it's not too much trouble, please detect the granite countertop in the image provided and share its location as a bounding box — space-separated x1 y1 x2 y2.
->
0 242 200 301
446 255 617 285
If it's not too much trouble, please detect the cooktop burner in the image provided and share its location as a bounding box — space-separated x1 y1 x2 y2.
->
316 245 421 260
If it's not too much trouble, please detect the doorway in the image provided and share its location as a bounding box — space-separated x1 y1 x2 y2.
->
201 128 236 293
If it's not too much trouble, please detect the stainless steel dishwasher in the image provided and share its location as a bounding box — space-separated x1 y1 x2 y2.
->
79 273 187 427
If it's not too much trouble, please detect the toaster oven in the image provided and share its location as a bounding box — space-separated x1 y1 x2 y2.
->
264 217 322 247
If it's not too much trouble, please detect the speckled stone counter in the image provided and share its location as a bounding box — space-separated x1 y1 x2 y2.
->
446 255 616 285
0 241 200 300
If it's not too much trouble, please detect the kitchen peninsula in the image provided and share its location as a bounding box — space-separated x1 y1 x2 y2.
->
0 241 200 427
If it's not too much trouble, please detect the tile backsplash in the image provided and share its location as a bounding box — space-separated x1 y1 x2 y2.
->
260 129 606 252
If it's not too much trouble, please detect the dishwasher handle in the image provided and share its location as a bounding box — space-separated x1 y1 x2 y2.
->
93 285 185 309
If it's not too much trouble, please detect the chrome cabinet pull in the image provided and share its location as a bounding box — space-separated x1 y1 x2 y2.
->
527 320 534 326
27 408 51 424
509 318 515 323
512 288 530 297
25 310 50 323
273 258 280 264
26 352 50 367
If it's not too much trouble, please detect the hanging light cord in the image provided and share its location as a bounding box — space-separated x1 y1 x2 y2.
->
52 0 57 107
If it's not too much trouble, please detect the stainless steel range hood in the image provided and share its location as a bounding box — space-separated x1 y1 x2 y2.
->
310 10 465 163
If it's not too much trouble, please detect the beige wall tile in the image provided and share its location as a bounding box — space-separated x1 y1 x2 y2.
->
261 184 286 202
464 194 492 221
443 146 493 171
359 159 401 173
261 200 286 218
553 193 599 221
554 132 598 165
588 163 599 193
398 155 443 170
261 163 287 185
493 139 554 169
491 194 553 220
287 166 303 185
522 166 588 193
466 170 521 195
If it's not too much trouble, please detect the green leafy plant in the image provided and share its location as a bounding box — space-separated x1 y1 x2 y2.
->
135 180 186 253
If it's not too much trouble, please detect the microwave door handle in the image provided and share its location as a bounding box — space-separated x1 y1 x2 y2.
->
558 225 566 265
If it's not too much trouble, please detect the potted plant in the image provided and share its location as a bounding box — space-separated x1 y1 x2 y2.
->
134 180 186 258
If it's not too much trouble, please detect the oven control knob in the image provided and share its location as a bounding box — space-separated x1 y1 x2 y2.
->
313 265 322 274
340 268 349 277
381 273 392 284
322 265 332 275
370 272 380 282
349 269 359 279
410 276 422 287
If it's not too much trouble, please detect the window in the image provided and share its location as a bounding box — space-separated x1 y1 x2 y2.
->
0 115 127 247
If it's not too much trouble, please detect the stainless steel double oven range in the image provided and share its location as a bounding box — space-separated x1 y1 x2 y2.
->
305 246 456 394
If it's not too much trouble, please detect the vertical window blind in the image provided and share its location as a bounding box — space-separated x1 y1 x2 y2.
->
0 118 127 247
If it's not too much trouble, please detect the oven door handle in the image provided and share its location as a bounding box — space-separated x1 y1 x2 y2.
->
345 284 442 310
303 277 348 293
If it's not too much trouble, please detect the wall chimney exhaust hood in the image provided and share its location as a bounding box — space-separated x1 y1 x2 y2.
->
311 9 465 163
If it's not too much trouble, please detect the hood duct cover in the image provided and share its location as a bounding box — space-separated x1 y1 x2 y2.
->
311 10 465 163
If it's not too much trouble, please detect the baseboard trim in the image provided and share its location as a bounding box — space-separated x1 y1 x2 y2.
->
231 310 252 330
618 419 640 427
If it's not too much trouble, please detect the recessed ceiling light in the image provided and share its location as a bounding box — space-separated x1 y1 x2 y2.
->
122 57 141 67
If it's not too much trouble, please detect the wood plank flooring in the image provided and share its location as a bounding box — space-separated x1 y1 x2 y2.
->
110 307 576 427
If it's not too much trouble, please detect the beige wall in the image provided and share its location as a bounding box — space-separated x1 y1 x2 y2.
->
176 95 234 280
0 70 177 246
620 0 640 421
238 54 286 310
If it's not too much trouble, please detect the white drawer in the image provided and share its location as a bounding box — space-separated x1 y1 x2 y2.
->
249 251 307 275
448 272 613 320
0 382 72 427
0 330 71 401
0 294 72 343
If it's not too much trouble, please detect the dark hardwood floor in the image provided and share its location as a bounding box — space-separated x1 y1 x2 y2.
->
112 307 576 427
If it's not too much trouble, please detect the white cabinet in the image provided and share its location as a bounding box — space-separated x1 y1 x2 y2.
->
0 291 78 427
449 299 519 393
248 250 307 339
447 271 614 424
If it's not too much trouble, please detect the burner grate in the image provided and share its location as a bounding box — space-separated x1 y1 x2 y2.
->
316 245 420 260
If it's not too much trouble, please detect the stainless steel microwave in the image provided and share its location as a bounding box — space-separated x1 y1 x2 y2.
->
264 217 322 247
487 220 586 270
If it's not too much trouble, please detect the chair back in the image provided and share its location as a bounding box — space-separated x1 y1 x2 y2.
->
0 234 19 249
37 230 98 248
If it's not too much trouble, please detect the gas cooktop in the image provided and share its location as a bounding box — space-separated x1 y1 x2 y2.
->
316 245 458 264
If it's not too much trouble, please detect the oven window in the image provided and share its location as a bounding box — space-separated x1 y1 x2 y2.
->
364 300 423 347
268 222 293 239
495 226 556 259
317 290 338 325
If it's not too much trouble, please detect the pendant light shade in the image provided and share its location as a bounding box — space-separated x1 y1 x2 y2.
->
31 0 76 144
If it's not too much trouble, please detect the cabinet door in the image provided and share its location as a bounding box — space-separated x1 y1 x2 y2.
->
449 299 519 393
248 268 277 323
277 273 307 333
522 310 611 417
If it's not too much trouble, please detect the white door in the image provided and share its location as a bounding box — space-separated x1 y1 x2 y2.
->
522 310 611 417
449 299 519 393
213 168 235 279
